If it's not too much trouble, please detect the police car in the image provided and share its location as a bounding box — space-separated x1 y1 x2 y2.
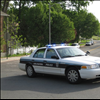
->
19 44 100 84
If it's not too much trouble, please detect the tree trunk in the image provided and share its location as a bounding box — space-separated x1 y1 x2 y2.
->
2 0 10 13
18 0 22 36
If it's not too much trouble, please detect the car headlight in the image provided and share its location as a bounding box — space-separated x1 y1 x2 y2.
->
81 64 99 69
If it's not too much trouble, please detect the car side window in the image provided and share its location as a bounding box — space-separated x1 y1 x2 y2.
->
33 49 45 58
46 49 58 59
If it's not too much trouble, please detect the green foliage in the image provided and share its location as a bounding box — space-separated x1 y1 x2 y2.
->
7 52 31 57
51 11 75 43
7 0 99 46
78 10 99 39
92 36 100 40
98 23 100 36
63 9 99 42
3 12 25 50
17 1 75 46
51 3 63 13
21 2 49 46
71 0 89 11
68 0 93 13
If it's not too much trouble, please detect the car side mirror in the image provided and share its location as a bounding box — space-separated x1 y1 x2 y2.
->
51 56 59 59
86 51 90 56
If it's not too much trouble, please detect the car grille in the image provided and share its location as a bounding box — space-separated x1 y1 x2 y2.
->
99 64 100 67
96 75 100 78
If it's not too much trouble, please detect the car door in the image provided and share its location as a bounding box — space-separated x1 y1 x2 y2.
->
32 48 46 73
43 48 61 75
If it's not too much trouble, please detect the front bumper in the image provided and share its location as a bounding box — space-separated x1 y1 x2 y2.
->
79 69 100 79
86 44 91 46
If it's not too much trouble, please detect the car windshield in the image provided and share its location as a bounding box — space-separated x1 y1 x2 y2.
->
87 42 91 43
57 47 85 58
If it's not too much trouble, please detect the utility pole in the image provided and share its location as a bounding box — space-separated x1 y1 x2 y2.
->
49 2 51 44
49 1 56 44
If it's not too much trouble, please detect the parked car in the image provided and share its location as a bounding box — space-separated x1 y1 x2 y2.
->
71 43 80 48
19 44 100 84
85 41 92 46
91 40 94 45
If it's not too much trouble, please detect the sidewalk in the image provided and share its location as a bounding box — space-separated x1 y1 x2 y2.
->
1 55 26 63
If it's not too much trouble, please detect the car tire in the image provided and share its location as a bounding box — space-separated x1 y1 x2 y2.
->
26 65 36 78
65 67 81 84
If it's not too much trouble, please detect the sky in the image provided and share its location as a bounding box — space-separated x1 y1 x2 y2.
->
87 1 100 23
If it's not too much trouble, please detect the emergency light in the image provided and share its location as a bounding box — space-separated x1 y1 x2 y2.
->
46 43 67 47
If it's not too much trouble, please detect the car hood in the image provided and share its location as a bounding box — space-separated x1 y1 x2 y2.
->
61 56 100 65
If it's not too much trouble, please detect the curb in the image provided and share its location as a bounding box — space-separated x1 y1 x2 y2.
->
1 56 26 63
1 57 21 63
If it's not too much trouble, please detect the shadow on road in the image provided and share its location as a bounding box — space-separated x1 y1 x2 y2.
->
1 74 100 94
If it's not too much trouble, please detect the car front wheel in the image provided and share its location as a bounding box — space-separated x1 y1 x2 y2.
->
66 67 81 84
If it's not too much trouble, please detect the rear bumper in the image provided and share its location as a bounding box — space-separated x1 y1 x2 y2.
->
19 63 26 71
79 69 100 79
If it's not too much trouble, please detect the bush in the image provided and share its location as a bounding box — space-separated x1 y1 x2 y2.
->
92 36 100 40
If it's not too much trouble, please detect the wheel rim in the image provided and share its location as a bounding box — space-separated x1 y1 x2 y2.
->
67 70 79 83
27 66 33 76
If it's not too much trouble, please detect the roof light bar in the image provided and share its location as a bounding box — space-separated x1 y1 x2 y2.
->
46 44 52 47
46 43 67 47
61 43 65 46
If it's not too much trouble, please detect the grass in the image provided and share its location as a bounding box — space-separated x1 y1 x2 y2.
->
81 39 90 43
68 39 92 46
1 53 31 58
92 36 100 40
8 53 31 57
80 43 85 46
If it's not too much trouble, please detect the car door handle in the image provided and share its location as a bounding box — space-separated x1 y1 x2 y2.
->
43 60 47 63
32 60 34 62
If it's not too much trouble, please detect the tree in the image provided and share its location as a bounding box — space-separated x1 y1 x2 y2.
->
0 31 6 52
62 0 94 42
19 2 49 46
2 12 26 54
74 10 87 42
63 9 79 42
81 12 99 39
1 0 11 13
98 23 100 36
18 1 75 46
51 10 75 43
70 0 93 13
63 8 99 42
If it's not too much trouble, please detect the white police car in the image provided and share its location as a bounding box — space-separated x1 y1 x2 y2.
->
19 44 100 84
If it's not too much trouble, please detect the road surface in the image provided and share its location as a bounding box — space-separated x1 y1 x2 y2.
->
1 40 100 99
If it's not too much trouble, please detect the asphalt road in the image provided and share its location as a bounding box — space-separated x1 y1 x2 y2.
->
1 40 100 99
80 40 100 57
